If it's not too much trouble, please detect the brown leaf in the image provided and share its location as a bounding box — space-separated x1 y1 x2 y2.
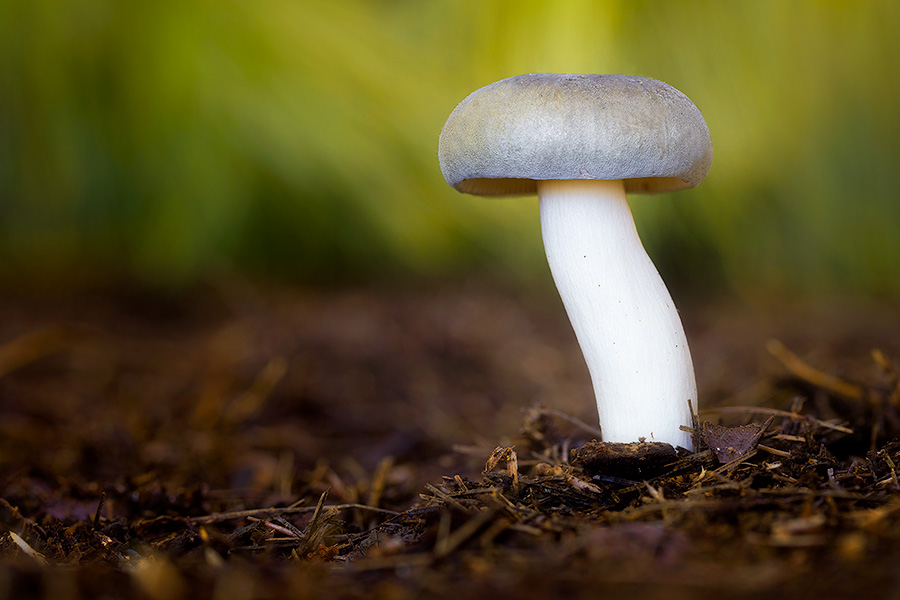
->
701 420 770 464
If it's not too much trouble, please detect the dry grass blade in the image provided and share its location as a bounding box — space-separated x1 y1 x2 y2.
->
0 325 87 378
249 517 302 538
757 444 792 458
711 449 758 475
224 356 288 423
292 491 340 558
533 407 604 439
423 483 471 513
5 532 48 566
188 502 399 525
309 490 329 524
702 406 853 434
434 508 500 558
872 349 900 408
367 456 395 510
767 338 865 400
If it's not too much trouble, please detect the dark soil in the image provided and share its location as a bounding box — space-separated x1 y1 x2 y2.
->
2 283 900 599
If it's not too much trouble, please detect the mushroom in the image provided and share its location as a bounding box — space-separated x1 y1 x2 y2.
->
438 74 712 449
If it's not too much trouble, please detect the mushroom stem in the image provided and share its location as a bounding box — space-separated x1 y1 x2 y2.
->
538 179 696 449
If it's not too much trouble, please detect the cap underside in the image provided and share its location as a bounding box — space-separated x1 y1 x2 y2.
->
455 176 693 197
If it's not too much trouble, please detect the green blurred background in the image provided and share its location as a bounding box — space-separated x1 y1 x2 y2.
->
2 0 899 296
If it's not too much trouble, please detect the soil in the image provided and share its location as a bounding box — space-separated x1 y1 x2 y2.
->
2 282 900 599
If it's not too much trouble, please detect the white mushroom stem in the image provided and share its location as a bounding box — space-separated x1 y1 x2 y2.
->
538 179 696 449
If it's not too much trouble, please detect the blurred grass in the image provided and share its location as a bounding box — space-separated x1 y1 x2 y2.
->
1 0 899 295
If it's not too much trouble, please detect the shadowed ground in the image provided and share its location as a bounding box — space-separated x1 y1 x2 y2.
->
1 284 900 599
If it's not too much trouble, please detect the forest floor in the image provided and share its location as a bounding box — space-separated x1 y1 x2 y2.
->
2 281 900 599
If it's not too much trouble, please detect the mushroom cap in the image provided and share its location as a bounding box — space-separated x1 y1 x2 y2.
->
438 73 712 196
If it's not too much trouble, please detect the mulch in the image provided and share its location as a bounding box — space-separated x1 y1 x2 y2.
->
1 285 900 599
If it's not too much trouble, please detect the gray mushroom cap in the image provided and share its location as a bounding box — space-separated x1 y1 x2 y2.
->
438 73 712 196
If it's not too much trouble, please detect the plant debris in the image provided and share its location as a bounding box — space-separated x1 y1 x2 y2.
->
2 289 900 599
701 417 772 463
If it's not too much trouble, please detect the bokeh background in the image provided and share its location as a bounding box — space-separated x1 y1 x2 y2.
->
2 0 899 297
